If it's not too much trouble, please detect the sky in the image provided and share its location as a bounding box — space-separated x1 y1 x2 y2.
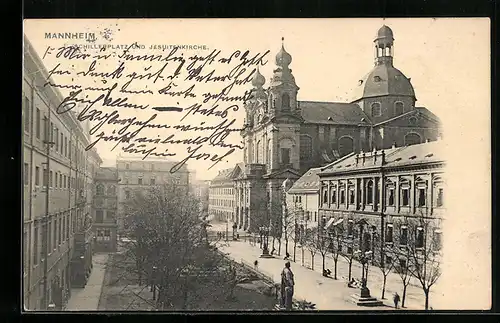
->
23 18 491 309
24 18 490 180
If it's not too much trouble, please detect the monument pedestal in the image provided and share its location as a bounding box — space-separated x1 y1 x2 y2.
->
350 287 384 307
260 248 274 258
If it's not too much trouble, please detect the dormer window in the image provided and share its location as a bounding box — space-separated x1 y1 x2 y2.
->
371 102 382 117
394 101 404 115
373 75 382 82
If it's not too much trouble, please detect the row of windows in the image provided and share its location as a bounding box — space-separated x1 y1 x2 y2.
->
96 229 112 241
322 179 444 208
335 220 442 251
370 101 405 117
95 210 116 223
23 163 86 191
23 95 87 169
211 210 233 221
121 177 181 185
210 199 235 208
210 187 234 196
96 184 116 196
25 211 77 271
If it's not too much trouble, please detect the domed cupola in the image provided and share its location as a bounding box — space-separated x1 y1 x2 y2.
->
270 37 297 88
351 25 416 103
275 42 292 68
251 66 266 88
251 66 267 101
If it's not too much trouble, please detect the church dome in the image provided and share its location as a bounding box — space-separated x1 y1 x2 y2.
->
377 25 394 40
275 45 292 67
251 67 265 88
351 64 415 102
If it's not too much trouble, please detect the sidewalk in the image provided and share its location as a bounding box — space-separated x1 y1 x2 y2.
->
220 241 391 311
219 239 435 311
65 253 110 311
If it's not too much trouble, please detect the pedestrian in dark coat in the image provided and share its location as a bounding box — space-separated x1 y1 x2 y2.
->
393 292 400 309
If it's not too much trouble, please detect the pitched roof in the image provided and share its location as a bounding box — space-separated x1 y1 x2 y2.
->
351 64 415 102
299 101 371 125
288 167 322 194
211 167 236 182
96 167 118 180
320 140 444 174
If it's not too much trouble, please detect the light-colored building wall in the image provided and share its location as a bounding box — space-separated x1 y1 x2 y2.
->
116 158 189 233
23 35 101 310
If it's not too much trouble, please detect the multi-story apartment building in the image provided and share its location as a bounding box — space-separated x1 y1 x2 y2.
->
208 167 237 222
23 35 102 310
116 157 189 233
93 167 119 252
318 140 445 261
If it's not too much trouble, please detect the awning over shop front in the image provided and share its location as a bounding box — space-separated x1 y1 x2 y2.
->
324 217 335 230
332 218 344 227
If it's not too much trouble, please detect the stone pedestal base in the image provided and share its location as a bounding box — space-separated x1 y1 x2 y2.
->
350 293 384 307
260 252 274 258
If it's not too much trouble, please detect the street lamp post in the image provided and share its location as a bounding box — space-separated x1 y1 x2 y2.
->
225 215 229 242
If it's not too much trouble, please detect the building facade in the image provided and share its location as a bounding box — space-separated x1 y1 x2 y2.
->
208 168 237 222
116 157 189 233
93 167 119 252
286 167 321 230
23 35 101 310
233 25 442 235
318 141 445 263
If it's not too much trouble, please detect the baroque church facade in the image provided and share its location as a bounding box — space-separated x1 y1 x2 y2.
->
227 25 442 233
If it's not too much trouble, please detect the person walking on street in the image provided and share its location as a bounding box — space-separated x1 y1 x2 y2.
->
393 292 400 309
281 261 295 310
254 260 259 270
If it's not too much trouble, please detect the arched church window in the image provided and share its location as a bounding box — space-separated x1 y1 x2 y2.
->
96 183 104 196
371 102 382 117
394 101 404 115
300 135 313 159
282 93 290 112
404 133 422 146
338 136 354 157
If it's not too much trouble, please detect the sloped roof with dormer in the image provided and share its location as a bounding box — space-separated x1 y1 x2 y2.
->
288 167 322 194
211 167 236 182
299 101 371 125
320 140 444 176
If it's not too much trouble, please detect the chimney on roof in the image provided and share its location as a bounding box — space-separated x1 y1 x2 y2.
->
381 150 386 165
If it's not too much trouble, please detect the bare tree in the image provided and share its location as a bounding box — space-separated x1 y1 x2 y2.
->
304 228 318 271
120 183 237 310
341 238 357 282
316 226 330 275
389 245 412 308
407 215 442 310
372 246 395 300
328 225 344 280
